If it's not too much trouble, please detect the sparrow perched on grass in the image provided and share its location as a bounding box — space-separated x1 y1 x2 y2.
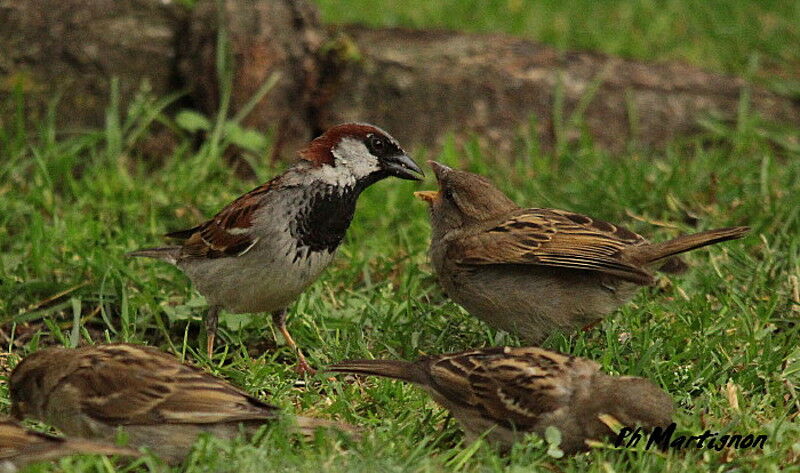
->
128 123 423 369
9 344 357 464
330 346 673 453
0 416 139 471
415 162 749 343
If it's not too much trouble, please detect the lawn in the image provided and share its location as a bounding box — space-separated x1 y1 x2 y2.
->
1 0 799 472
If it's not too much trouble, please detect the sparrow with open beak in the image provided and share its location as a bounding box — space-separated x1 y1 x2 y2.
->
415 161 749 343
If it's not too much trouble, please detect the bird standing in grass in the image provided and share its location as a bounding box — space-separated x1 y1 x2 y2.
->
128 124 423 370
9 344 357 465
415 161 749 343
330 346 673 453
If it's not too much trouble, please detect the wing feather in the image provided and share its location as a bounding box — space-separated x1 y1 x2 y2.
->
62 345 278 426
427 347 582 429
166 179 280 260
452 208 654 284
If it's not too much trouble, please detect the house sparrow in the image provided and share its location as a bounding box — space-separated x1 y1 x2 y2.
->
415 161 749 343
128 123 423 368
0 416 139 471
9 344 357 464
329 346 673 453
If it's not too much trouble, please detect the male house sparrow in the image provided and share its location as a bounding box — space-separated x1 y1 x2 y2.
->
415 162 749 343
329 346 673 453
9 344 356 464
0 416 139 471
128 123 423 368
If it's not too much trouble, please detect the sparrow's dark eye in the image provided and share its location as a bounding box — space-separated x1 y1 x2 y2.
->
443 188 454 201
367 135 387 155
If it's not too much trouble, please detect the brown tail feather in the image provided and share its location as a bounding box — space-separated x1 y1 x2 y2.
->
327 359 427 385
631 226 749 266
125 247 181 265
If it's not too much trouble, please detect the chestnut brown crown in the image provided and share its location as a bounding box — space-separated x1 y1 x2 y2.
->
298 123 423 181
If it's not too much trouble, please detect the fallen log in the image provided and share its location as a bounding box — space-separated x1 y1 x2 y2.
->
318 25 800 155
3 0 798 160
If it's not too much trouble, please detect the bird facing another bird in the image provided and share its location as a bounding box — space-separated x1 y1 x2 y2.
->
128 123 423 369
110 128 750 461
415 161 749 343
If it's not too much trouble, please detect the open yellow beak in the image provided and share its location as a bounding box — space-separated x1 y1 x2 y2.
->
414 191 440 204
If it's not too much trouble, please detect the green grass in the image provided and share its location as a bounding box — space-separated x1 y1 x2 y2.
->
2 1 800 472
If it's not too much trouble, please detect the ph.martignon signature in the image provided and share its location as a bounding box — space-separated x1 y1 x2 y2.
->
614 423 768 451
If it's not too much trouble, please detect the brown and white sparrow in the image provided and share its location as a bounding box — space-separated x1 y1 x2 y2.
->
415 162 749 343
329 346 673 453
9 344 356 464
128 123 423 368
0 416 139 471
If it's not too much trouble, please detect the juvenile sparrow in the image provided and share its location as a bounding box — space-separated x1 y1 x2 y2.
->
9 344 357 464
0 416 139 471
128 123 423 368
415 162 749 343
329 346 673 453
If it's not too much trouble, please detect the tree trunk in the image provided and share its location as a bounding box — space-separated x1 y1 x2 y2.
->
0 0 185 131
178 0 325 162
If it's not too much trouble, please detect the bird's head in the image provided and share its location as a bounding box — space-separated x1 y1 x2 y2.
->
298 123 423 188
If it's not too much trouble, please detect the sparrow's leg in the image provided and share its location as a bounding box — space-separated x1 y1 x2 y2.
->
271 309 314 374
206 305 221 357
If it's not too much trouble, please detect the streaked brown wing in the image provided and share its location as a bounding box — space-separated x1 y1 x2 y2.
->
68 345 278 426
166 179 279 259
426 347 576 429
452 208 654 284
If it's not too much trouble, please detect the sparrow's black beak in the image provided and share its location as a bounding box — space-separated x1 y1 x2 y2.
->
383 154 424 181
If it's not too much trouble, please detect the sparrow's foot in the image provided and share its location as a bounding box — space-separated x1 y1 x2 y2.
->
272 309 316 375
294 355 317 375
